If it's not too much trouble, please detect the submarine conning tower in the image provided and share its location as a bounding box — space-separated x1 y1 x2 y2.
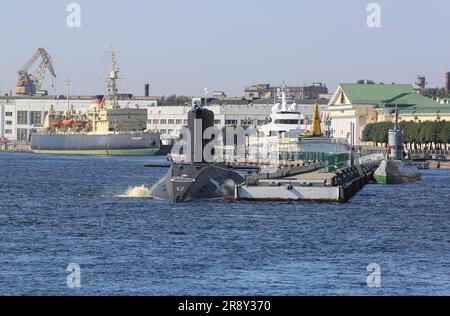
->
187 106 215 163
388 106 404 161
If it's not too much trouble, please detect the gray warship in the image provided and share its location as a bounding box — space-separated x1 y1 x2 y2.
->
149 106 244 202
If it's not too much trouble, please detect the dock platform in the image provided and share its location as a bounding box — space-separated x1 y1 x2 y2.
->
235 162 380 203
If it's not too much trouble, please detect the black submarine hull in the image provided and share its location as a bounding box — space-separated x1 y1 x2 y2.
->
148 106 244 202
149 162 243 202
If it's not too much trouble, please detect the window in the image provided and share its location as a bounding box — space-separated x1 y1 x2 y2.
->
168 129 174 134
17 111 28 125
30 111 42 125
225 120 238 125
5 129 12 134
17 128 28 141
152 119 159 124
160 129 167 134
176 119 182 125
5 112 13 117
241 120 253 125
214 120 221 125
274 119 299 125
183 120 188 124
168 119 175 124
160 119 167 124
6 121 12 125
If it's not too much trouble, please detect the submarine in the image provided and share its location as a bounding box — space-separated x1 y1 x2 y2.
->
148 105 244 202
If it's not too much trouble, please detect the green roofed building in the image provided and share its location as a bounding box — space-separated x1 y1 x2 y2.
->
327 83 450 145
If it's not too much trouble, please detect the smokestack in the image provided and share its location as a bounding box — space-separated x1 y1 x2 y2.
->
445 72 450 93
144 84 150 97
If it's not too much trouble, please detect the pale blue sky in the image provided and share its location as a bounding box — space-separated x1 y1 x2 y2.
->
0 0 449 96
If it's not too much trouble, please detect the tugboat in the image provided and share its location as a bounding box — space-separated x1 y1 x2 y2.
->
373 107 421 184
31 52 160 156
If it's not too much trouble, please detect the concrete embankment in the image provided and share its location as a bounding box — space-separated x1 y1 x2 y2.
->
429 161 450 170
0 143 31 153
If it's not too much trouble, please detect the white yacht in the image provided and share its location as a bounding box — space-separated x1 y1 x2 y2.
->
258 86 308 138
247 85 349 170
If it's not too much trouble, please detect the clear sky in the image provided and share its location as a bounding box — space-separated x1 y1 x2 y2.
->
0 0 449 97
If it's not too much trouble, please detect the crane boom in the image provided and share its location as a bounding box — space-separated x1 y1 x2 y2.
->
16 48 57 96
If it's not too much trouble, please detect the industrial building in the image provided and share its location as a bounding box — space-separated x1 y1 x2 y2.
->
244 83 328 101
328 83 450 145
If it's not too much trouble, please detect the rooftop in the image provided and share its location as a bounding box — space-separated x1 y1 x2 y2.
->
337 83 450 114
0 95 160 101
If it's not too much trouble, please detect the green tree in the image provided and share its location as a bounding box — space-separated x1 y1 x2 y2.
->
160 95 191 106
362 122 393 146
362 124 373 142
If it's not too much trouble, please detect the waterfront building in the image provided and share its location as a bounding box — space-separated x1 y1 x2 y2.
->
147 99 330 140
0 95 330 142
244 83 328 101
328 83 450 145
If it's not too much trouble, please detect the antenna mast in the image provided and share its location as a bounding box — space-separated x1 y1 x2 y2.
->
103 49 120 109
63 78 74 110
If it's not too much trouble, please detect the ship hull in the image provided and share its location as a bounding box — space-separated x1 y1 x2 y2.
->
374 160 422 184
31 133 160 156
150 163 244 202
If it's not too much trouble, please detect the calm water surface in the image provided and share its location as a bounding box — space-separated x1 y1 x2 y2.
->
0 153 449 295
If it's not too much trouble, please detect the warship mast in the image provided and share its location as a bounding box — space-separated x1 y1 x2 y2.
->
103 50 120 109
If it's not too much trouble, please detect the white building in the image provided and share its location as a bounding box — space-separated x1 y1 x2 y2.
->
0 95 158 141
147 100 330 140
327 83 450 145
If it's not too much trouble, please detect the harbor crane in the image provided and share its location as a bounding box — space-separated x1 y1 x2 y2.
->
15 48 56 96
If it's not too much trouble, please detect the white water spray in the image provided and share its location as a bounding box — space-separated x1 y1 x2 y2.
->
116 185 151 198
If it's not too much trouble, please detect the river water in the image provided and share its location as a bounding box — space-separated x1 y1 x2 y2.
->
0 153 449 295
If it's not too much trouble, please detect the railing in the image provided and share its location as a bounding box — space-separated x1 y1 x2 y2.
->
409 149 449 155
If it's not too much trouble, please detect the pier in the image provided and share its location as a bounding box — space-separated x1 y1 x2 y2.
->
235 161 380 202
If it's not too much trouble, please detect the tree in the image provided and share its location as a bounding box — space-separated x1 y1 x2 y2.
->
362 124 373 142
361 122 393 146
356 79 376 85
363 121 450 149
438 121 450 150
160 95 191 106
